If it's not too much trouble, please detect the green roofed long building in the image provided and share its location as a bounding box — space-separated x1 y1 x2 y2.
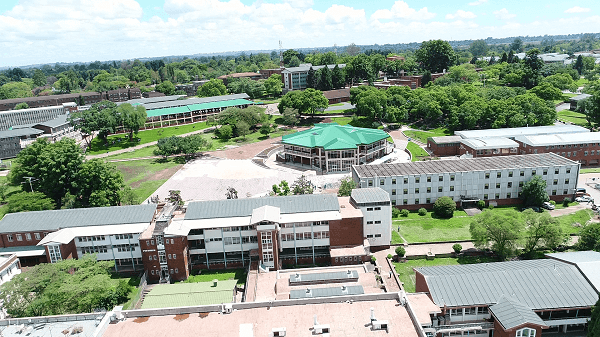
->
281 123 392 173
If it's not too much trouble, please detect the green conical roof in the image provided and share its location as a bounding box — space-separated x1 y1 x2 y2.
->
282 123 389 150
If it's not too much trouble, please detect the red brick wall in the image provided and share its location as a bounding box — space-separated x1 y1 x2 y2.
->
0 231 47 248
329 217 364 247
493 320 544 337
518 142 600 166
428 141 460 156
61 240 78 260
164 236 189 282
414 271 430 293
140 238 160 282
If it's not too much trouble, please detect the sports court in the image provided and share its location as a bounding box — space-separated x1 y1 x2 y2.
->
141 280 237 309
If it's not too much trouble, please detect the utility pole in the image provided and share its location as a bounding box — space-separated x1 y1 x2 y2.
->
22 177 37 192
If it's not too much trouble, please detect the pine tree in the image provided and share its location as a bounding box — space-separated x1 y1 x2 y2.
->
500 52 508 63
318 66 333 91
574 55 584 75
306 67 317 89
507 50 515 63
331 64 345 89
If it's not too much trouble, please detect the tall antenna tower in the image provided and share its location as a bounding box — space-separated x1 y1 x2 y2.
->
279 40 284 68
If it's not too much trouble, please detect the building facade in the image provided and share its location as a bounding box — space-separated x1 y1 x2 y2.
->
281 64 345 92
352 153 579 210
0 102 76 131
515 132 600 166
281 123 393 173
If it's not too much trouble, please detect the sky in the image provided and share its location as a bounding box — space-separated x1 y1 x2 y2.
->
0 0 598 68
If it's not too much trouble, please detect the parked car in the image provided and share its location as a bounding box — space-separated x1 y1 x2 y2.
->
575 196 593 203
576 187 587 194
521 206 541 212
542 202 555 210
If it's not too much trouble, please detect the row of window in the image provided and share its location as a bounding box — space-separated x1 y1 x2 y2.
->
150 268 179 275
369 168 573 186
114 234 134 240
79 236 106 242
392 179 570 195
366 220 382 225
546 143 599 149
449 306 489 316
281 231 330 241
281 221 330 228
390 189 570 205
223 236 258 245
6 232 44 242
366 234 382 238
81 246 108 254
366 207 381 211
222 225 254 232
113 243 139 252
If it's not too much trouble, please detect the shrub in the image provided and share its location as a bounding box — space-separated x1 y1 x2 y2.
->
563 197 571 207
371 256 376 263
217 125 233 140
488 204 495 210
387 254 393 259
392 208 401 218
550 200 556 205
432 196 456 218
400 209 410 217
452 243 462 254
395 246 406 257
418 208 427 216
477 200 486 209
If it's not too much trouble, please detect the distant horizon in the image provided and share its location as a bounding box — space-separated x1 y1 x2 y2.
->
1 0 599 68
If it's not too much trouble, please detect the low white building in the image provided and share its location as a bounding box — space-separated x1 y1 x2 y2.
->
350 188 391 247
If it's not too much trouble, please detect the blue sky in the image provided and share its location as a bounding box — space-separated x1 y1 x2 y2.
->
0 0 598 67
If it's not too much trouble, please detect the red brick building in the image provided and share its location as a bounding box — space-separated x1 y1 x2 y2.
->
515 132 600 166
322 88 350 104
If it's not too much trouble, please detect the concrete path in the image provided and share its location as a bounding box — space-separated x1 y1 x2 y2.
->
325 102 354 112
373 250 402 292
555 102 570 112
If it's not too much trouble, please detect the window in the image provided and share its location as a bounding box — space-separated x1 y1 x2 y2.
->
175 268 179 273
553 179 558 185
509 171 514 177
427 176 431 182
543 169 547 175
520 171 524 176
439 176 443 182
516 328 536 337
403 189 408 194
375 234 382 238
367 235 373 238
497 172 502 178
566 168 571 174
507 182 512 188
495 193 499 199
392 189 396 195
484 184 489 190
151 240 155 245
173 254 176 259
495 183 500 189
426 198 431 204
450 186 454 191
367 221 373 225
403 178 408 184
391 200 396 206
403 199 408 205
415 199 419 204
450 175 455 181
6 235 13 242
438 187 443 192
367 207 373 211
374 207 381 211
392 179 396 184
555 169 559 174
34 233 40 240
507 193 511 198
484 194 488 200
465 307 476 315
374 221 381 224
25 233 31 241
415 188 419 194
16 234 22 241
151 270 155 275
368 180 373 187
532 170 536 175
427 187 431 193
485 173 490 179
415 177 420 183
170 269 174 274
168 254 172 259
563 189 568 195
552 190 557 195
380 179 385 186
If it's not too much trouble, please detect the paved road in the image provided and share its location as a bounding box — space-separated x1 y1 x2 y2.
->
325 102 355 112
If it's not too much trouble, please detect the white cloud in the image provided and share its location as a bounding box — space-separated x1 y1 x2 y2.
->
371 1 435 21
493 8 516 20
468 0 487 6
565 6 591 13
446 10 476 20
281 0 313 9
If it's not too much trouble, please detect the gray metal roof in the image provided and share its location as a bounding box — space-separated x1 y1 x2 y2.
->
415 259 599 309
185 194 340 220
428 136 462 144
460 137 519 150
351 187 390 204
35 114 70 128
489 297 547 330
123 95 185 105
353 153 577 178
0 127 43 139
546 251 600 293
290 285 364 299
289 270 359 284
515 132 600 147
0 204 157 234
454 125 589 139
142 93 250 110
570 93 592 102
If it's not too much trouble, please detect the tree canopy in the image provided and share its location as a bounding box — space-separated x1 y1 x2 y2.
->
278 89 328 115
470 209 524 260
520 175 549 207
337 177 357 197
197 79 227 97
118 103 147 140
415 40 456 73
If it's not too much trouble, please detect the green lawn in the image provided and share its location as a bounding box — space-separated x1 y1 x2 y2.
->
185 269 247 286
328 116 383 129
113 158 183 202
404 127 451 144
406 142 429 161
575 78 589 87
557 109 589 128
253 97 281 104
393 256 496 292
0 176 25 219
581 168 600 173
141 280 237 309
86 122 210 155
392 206 590 243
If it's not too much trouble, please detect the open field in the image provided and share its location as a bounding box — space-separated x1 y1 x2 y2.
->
86 122 210 155
185 269 247 286
557 109 588 127
403 127 451 144
581 168 600 174
393 207 592 243
113 159 183 202
141 280 237 309
392 256 495 292
406 142 429 161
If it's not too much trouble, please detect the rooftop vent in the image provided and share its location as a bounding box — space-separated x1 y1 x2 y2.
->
272 327 286 336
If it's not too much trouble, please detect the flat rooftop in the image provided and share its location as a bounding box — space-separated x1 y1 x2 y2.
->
104 297 418 337
461 137 519 150
515 132 600 146
454 124 589 139
428 135 461 144
0 313 105 337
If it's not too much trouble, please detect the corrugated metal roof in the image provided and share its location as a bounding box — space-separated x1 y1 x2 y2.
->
0 204 157 233
460 137 519 150
515 132 600 147
0 127 44 139
290 285 364 299
351 187 390 204
570 93 592 102
289 270 359 284
353 153 577 178
282 123 389 150
454 125 589 139
185 99 253 112
489 297 547 330
415 259 598 309
146 106 191 118
428 136 462 144
546 251 600 293
121 95 185 105
35 114 70 128
142 93 250 110
185 194 340 220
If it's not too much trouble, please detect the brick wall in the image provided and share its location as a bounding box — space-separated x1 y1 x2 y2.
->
519 142 600 166
140 238 160 282
0 231 47 248
329 217 364 247
427 141 460 156
414 271 430 293
492 320 544 337
164 236 190 282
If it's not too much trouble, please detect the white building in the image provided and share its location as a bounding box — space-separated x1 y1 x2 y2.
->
350 188 392 247
0 102 77 131
352 153 579 209
281 63 345 92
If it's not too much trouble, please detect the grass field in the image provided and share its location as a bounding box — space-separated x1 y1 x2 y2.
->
0 176 25 219
86 122 211 155
141 280 237 309
406 142 429 161
557 109 589 127
581 168 600 173
113 158 183 202
393 206 591 243
393 256 495 292
403 127 451 144
185 269 247 286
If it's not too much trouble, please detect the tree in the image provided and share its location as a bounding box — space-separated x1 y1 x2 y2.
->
510 38 523 52
345 43 361 56
470 209 524 260
522 209 566 256
0 182 7 201
235 120 250 139
155 80 176 95
307 67 317 89
154 136 179 158
0 82 32 99
574 55 584 75
469 40 489 57
217 124 233 140
282 49 300 66
415 40 456 73
301 88 328 115
581 81 600 128
70 100 120 144
421 71 432 87
281 108 299 126
355 88 388 120
530 83 562 101
7 192 54 213
272 180 291 196
577 222 600 251
395 246 406 258
589 296 600 337
500 52 508 63
332 64 345 89
264 74 283 97
0 254 132 318
32 69 47 87
197 79 227 97
507 50 515 63
337 177 357 196
452 243 462 254
73 159 124 207
121 186 139 205
260 122 271 138
278 90 304 113
318 66 333 91
521 175 549 207
292 175 314 195
226 187 238 199
167 190 183 205
14 102 29 110
433 196 456 219
118 103 147 141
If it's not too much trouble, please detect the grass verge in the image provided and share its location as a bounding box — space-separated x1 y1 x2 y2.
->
406 142 429 161
581 168 600 174
113 158 183 202
403 127 451 144
557 109 589 128
185 269 247 286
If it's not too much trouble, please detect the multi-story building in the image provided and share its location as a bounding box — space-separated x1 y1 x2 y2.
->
0 93 102 111
352 153 579 210
281 63 345 92
281 123 393 173
415 252 600 337
0 102 77 131
515 132 600 166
